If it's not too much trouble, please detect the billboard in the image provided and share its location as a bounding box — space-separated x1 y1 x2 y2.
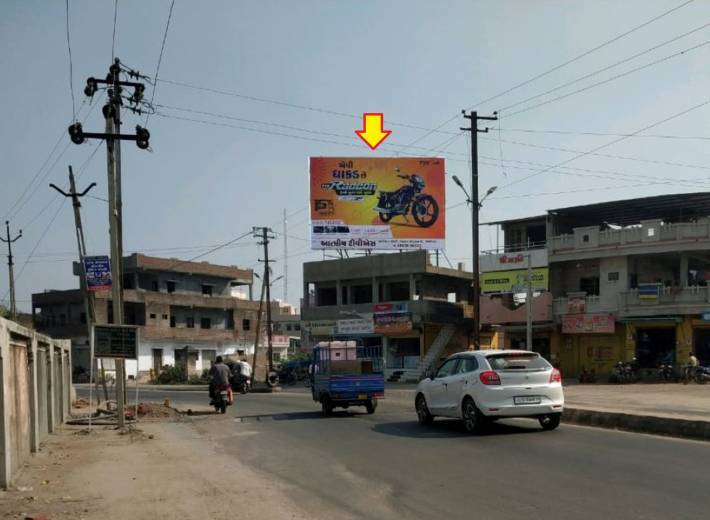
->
562 314 615 334
310 157 445 250
84 255 112 291
480 268 549 294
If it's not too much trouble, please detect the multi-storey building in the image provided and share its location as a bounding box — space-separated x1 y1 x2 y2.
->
484 192 710 376
301 250 474 382
31 254 278 381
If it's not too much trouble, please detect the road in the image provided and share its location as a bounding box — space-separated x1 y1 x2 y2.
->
88 386 709 520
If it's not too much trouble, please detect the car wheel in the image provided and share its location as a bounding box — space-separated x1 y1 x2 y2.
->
539 413 561 431
321 396 334 416
365 399 377 414
416 394 433 425
462 398 484 434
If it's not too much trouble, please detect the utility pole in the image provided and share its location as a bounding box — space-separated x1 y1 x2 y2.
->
250 279 266 387
254 227 276 374
50 167 108 402
461 110 497 349
526 253 533 351
69 58 150 428
283 208 288 304
1 221 22 320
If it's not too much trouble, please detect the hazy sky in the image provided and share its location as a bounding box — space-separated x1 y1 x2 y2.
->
2 0 710 311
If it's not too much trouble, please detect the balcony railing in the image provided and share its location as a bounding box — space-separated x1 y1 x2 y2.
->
302 299 472 324
552 295 611 316
549 220 710 254
619 286 710 307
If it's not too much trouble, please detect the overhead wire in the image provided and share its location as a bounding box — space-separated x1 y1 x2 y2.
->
65 0 76 121
499 98 710 190
395 0 696 151
501 39 710 118
145 0 175 125
496 127 710 140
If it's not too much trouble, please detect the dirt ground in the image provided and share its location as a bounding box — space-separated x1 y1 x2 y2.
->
0 407 314 520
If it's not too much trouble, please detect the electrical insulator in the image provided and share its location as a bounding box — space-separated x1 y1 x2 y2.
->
102 103 116 120
84 77 98 97
131 84 145 104
136 125 150 149
68 122 84 144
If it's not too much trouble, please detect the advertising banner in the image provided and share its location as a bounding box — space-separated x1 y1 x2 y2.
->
84 255 112 291
336 315 374 335
638 283 661 302
310 157 445 250
374 312 412 334
562 314 615 334
567 294 586 314
92 324 138 359
480 268 549 294
479 249 548 273
304 320 336 336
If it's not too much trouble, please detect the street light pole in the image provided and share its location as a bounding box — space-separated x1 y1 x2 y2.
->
461 111 498 349
526 253 533 351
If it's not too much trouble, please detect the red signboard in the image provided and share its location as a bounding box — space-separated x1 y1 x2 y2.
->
562 314 615 334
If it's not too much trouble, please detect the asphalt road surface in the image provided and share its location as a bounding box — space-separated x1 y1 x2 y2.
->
75 386 707 519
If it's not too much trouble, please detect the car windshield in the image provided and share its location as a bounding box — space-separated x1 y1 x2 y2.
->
486 353 550 371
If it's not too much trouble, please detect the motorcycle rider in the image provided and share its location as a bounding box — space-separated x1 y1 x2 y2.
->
209 356 233 405
685 351 699 381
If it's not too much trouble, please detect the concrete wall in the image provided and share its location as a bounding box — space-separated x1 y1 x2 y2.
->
0 317 71 489
599 256 628 310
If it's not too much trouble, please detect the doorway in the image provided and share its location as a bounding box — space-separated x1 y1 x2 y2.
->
693 328 710 365
152 349 163 373
636 328 675 368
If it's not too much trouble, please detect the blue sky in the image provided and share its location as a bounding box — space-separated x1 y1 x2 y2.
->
2 0 710 311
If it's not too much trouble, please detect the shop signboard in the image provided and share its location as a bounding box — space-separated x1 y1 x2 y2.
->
479 248 548 273
304 320 336 336
309 157 445 250
567 293 586 314
92 324 138 358
336 314 374 335
84 255 112 291
480 267 549 294
702 311 710 321
374 312 412 334
638 283 661 302
561 314 615 334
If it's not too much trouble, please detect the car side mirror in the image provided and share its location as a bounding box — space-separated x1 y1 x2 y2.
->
424 368 435 381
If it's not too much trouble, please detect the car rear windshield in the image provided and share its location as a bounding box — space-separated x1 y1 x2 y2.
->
486 353 550 371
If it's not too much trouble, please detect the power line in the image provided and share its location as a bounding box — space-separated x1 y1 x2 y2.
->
499 98 710 190
497 127 710 141
146 0 175 125
65 0 76 121
481 135 710 172
111 0 118 60
497 21 710 114
397 0 696 151
502 39 710 118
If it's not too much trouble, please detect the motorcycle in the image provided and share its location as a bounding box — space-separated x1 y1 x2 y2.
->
212 384 232 414
578 367 597 384
657 364 677 382
233 373 251 394
694 365 710 384
609 360 639 384
374 172 439 228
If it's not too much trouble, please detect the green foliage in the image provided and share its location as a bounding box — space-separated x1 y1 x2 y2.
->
188 369 211 385
155 365 187 384
287 350 312 362
0 305 9 319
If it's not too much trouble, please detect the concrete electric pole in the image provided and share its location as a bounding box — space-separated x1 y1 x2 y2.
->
526 253 533 351
254 227 276 375
69 58 150 428
461 110 498 349
0 221 22 320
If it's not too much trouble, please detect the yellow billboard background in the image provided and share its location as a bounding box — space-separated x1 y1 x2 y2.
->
481 268 549 293
309 157 445 249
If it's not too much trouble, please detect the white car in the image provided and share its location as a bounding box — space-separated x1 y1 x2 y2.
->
415 350 564 433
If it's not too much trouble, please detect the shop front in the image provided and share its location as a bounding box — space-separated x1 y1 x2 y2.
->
555 313 623 378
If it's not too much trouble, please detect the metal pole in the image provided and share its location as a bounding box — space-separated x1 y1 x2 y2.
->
263 228 274 374
283 208 288 304
1 221 22 320
250 278 266 386
106 58 125 428
526 253 533 351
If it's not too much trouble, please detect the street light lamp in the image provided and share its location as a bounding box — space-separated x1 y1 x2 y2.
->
451 175 498 350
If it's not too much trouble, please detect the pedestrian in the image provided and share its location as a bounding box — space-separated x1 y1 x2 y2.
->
684 351 699 383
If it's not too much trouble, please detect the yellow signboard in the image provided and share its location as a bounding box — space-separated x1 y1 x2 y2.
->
480 268 549 294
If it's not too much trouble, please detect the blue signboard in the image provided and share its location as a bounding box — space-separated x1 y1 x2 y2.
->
702 311 710 322
84 256 111 291
638 283 660 302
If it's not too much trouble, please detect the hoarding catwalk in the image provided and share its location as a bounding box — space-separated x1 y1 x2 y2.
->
309 157 445 250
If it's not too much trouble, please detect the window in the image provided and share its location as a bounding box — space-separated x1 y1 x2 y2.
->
486 353 550 371
202 285 213 296
162 314 168 320
151 281 159 292
435 358 459 378
647 227 656 237
186 317 194 329
608 272 619 282
295 324 301 331
80 312 87 324
341 285 348 305
59 314 66 325
167 281 176 293
580 277 600 296
273 353 281 362
242 319 251 331
170 316 176 328
455 357 478 374
201 318 212 329
286 324 292 331
150 313 157 319
316 287 337 306
352 284 373 304
388 281 410 301
582 234 590 243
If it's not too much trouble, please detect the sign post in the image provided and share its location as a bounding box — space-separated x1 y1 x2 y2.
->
84 255 112 291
